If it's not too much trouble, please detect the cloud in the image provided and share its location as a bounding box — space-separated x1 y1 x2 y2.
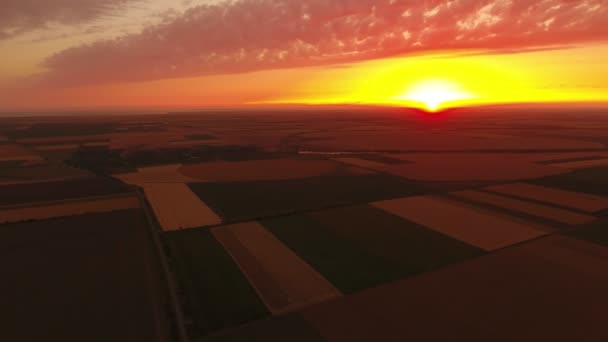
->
39 0 608 86
0 0 137 39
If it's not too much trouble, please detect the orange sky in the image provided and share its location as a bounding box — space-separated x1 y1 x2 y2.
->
1 0 607 111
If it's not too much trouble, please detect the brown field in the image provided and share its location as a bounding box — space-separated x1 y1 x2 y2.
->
332 157 388 171
16 135 111 144
0 144 42 162
116 164 199 185
528 152 608 162
212 222 341 314
0 177 133 206
301 235 608 342
372 196 548 251
553 158 608 169
0 195 140 224
376 153 567 181
143 183 221 230
82 141 110 148
0 164 93 185
451 190 596 225
1 209 170 342
179 159 339 182
487 183 608 213
303 130 604 151
32 144 79 151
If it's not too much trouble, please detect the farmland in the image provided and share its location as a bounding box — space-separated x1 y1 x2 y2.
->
2 107 608 341
0 210 171 342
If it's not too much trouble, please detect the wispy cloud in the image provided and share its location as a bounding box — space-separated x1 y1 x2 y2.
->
0 0 139 39
36 0 608 86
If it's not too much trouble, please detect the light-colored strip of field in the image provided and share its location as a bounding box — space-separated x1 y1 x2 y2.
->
527 151 608 163
487 183 608 213
0 196 140 224
372 196 547 251
451 190 596 225
32 144 79 151
115 164 200 185
143 183 221 231
463 133 517 139
17 135 107 144
332 158 388 171
212 222 341 314
551 158 608 169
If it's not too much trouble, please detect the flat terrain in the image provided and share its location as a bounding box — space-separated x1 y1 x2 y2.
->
0 210 171 342
1 107 608 341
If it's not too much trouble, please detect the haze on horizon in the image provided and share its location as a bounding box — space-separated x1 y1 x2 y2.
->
1 0 607 112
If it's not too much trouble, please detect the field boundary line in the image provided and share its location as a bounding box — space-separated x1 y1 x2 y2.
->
0 192 138 210
136 188 189 342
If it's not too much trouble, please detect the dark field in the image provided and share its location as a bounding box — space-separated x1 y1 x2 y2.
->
0 176 133 205
67 145 280 174
164 229 269 338
531 166 608 196
189 173 430 222
301 235 608 342
0 209 170 342
263 214 405 293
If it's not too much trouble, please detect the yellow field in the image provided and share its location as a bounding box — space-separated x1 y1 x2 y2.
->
372 196 548 251
0 196 140 224
487 183 608 213
143 183 221 231
212 222 341 314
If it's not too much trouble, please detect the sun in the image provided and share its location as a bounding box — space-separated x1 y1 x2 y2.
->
396 79 475 112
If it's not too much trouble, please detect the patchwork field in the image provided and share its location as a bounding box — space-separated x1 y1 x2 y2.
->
116 164 199 185
372 196 549 251
451 190 596 225
301 235 608 342
179 158 340 182
212 222 341 314
164 229 269 338
2 109 608 341
487 182 608 212
188 172 430 222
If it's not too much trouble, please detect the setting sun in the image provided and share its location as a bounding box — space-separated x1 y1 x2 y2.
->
395 79 475 111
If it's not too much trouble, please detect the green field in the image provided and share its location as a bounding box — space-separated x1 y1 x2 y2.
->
262 214 404 293
164 229 268 338
310 205 484 272
262 205 483 294
189 173 430 222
